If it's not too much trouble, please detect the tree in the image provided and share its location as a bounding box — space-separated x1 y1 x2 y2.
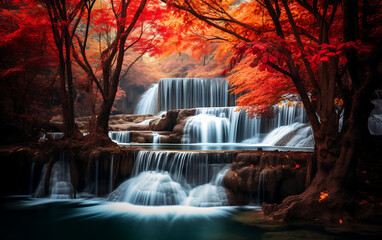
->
39 0 86 138
69 0 169 135
163 0 381 221
0 0 58 143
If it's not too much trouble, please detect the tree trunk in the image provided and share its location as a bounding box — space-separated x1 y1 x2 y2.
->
263 134 357 222
95 98 114 135
263 85 375 222
89 78 96 132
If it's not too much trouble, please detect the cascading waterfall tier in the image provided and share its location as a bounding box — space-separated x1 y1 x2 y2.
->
134 78 240 115
108 131 131 143
108 151 231 206
134 84 159 115
33 152 75 199
182 105 311 145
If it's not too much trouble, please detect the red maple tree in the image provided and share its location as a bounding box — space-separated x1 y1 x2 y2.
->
163 0 382 221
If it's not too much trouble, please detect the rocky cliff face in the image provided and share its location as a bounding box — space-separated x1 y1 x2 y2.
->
224 151 310 205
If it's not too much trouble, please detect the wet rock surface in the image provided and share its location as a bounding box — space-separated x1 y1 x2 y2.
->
224 151 310 205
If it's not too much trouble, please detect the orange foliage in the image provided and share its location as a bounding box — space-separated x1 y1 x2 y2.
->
160 0 381 124
319 191 329 202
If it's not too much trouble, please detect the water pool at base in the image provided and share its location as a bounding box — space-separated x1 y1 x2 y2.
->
1 197 381 240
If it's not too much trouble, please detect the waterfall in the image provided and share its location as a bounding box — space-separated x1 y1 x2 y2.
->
184 165 230 207
39 132 64 141
134 78 240 115
108 131 131 143
159 78 234 111
134 84 159 115
48 132 65 140
182 105 309 144
137 119 153 125
152 132 161 143
182 113 230 143
108 151 232 206
257 123 314 147
33 152 74 199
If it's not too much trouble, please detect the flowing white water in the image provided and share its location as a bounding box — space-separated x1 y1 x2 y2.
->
134 78 240 115
33 152 74 199
248 122 314 147
137 119 153 125
108 131 131 143
184 165 230 207
108 151 232 207
182 105 309 144
134 84 159 115
152 132 161 143
159 78 234 111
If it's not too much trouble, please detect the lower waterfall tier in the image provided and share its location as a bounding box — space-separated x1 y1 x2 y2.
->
8 147 317 207
108 151 232 207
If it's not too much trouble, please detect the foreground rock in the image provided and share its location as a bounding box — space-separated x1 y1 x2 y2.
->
225 151 311 205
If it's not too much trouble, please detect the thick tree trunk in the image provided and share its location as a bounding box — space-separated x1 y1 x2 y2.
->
263 135 357 222
95 98 115 135
89 79 96 132
263 85 376 222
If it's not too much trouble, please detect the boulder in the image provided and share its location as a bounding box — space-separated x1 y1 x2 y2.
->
150 110 179 131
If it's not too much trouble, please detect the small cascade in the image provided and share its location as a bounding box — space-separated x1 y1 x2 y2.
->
137 119 153 125
33 152 74 199
251 122 314 147
109 172 187 205
258 170 265 204
50 153 75 199
39 132 65 141
152 132 161 143
182 105 308 144
134 84 159 115
108 131 131 143
131 151 231 186
184 165 230 207
182 113 230 143
108 151 232 206
49 132 64 140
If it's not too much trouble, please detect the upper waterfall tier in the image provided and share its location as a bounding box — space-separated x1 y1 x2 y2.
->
135 78 239 114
